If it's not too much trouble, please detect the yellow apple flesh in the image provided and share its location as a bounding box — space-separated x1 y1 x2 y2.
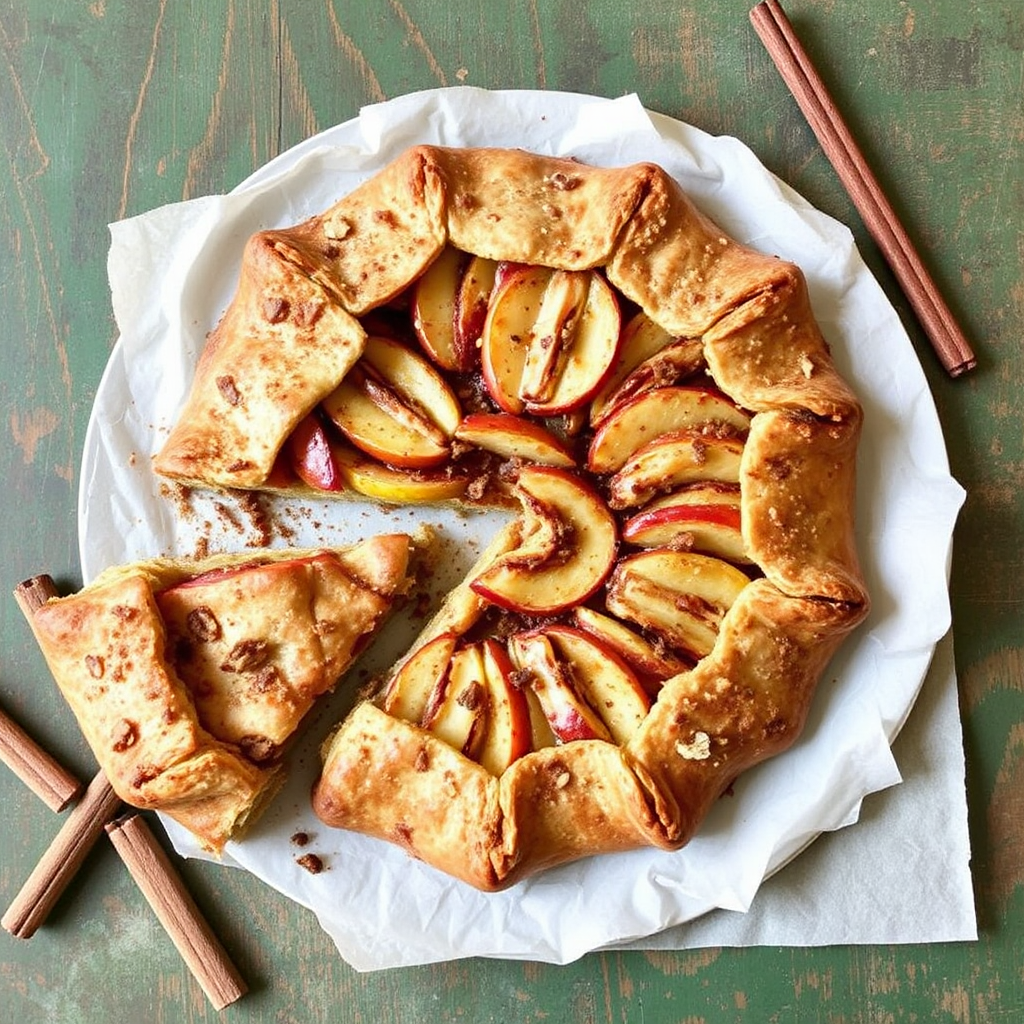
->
587 385 751 474
454 412 575 468
508 632 611 743
470 465 617 615
422 643 488 759
607 430 745 509
382 632 459 725
540 625 651 745
606 549 751 661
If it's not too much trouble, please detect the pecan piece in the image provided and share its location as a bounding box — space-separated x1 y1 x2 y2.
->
111 719 138 753
220 638 271 673
186 605 221 642
263 296 290 323
216 375 242 406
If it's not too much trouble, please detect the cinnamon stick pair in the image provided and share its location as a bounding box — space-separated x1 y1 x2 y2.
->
750 0 977 377
3 574 246 1011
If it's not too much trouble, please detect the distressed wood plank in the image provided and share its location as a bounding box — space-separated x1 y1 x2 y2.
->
1 0 1022 1020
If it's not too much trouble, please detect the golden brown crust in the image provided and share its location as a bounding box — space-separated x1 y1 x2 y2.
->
150 145 868 886
26 536 419 853
312 702 503 890
435 147 650 269
742 408 867 605
152 233 367 488
269 146 449 315
626 580 868 847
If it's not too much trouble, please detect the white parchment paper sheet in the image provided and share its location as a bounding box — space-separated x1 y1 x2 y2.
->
79 89 975 970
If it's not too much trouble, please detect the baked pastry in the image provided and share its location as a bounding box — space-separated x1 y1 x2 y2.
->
153 145 868 887
23 535 419 852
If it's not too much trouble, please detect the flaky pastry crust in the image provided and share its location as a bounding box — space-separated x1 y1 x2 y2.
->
153 145 868 887
25 535 420 852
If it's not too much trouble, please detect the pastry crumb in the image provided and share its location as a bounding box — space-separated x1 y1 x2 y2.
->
296 852 325 874
676 732 712 760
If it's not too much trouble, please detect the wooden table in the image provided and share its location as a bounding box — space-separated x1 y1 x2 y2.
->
2 1 1021 1020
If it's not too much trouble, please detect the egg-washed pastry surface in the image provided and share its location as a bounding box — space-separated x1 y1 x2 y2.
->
25 535 419 853
153 145 868 888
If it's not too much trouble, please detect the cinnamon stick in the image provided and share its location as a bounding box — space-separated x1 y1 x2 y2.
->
0 702 82 811
106 814 247 1010
749 0 977 377
4 574 123 937
2 769 122 938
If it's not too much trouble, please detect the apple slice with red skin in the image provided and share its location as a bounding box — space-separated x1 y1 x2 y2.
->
322 335 462 469
421 643 488 760
382 632 459 726
520 270 621 416
328 437 470 504
517 270 591 406
411 246 471 371
606 549 751 661
470 464 618 615
480 265 621 416
287 411 344 491
508 632 611 744
573 605 689 686
587 385 751 474
590 338 707 428
622 497 751 563
453 412 575 468
643 481 741 513
159 552 340 593
589 312 704 425
608 430 745 510
480 263 547 414
453 255 499 364
476 638 533 775
534 625 651 745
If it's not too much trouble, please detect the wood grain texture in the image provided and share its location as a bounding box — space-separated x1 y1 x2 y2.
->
2 0 1023 1020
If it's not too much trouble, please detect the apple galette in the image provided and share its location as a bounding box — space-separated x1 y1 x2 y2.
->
23 535 419 852
153 145 869 888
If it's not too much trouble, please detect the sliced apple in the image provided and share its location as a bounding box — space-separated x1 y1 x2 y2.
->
322 335 462 469
508 632 611 744
382 632 459 725
589 311 704 425
476 638 532 775
421 643 488 760
622 499 751 562
454 412 575 468
287 411 344 491
411 245 471 371
538 625 651 745
643 481 741 513
607 430 745 510
524 270 621 415
470 465 617 615
573 605 689 683
480 263 548 414
606 549 751 661
480 265 621 416
454 255 499 363
587 385 751 474
523 685 557 750
517 270 591 405
329 438 470 504
159 552 335 593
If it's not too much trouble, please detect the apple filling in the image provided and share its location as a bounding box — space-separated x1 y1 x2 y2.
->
275 244 764 775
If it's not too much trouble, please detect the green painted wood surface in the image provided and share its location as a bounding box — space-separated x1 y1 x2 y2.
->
2 0 1022 1020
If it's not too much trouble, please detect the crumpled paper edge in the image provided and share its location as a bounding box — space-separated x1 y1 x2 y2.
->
81 87 971 970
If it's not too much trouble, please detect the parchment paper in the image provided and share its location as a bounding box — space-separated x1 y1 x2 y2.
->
79 89 975 970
